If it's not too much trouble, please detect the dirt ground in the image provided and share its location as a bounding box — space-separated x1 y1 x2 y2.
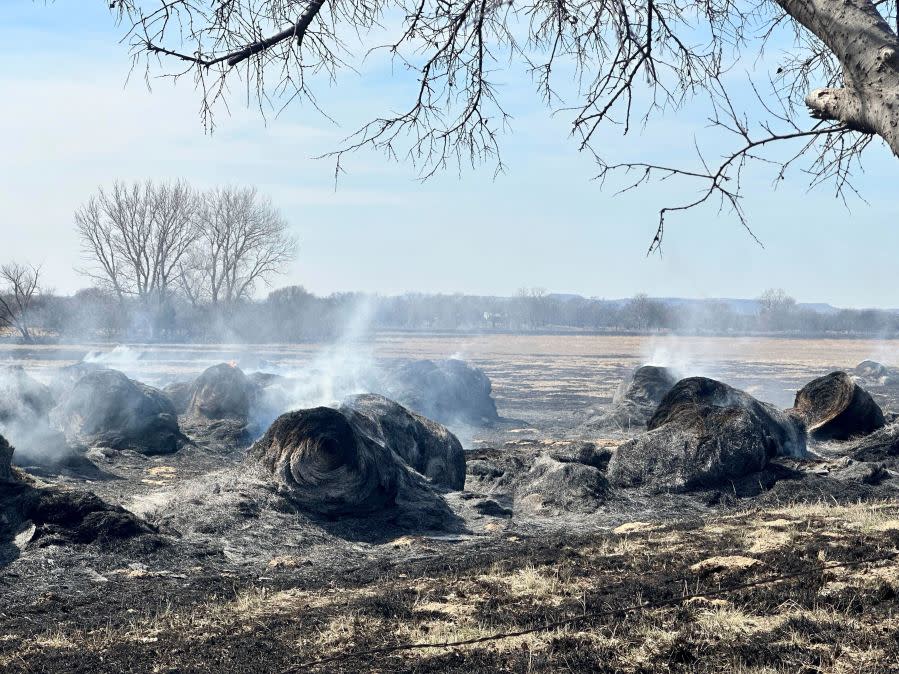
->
2 334 899 672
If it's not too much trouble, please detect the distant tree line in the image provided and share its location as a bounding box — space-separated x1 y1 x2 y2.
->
0 180 895 342
3 280 899 343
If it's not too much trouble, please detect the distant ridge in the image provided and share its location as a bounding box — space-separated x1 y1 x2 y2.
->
548 294 843 315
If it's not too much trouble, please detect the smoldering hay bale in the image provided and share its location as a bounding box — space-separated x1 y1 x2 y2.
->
0 433 13 482
855 360 889 381
792 371 885 441
251 400 466 519
613 365 678 407
340 393 466 490
515 453 609 514
584 365 677 431
0 365 54 425
385 359 499 426
608 377 806 492
251 406 400 516
187 363 253 421
48 361 107 400
51 368 184 455
163 380 193 415
0 366 71 464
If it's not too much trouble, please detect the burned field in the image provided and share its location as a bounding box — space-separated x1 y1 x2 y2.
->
3 335 899 672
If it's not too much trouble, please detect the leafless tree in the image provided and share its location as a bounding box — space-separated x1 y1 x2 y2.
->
94 0 899 248
181 186 297 307
75 180 200 303
758 288 797 314
0 263 42 342
758 287 797 330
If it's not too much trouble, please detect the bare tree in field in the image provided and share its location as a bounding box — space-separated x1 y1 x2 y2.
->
75 180 200 302
181 187 297 307
92 0 899 247
0 263 42 342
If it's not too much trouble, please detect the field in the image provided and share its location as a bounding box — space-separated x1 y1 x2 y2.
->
2 334 899 672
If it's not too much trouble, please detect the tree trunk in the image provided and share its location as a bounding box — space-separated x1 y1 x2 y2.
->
776 0 899 155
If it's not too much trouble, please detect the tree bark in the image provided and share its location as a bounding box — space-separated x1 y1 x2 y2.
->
775 0 899 155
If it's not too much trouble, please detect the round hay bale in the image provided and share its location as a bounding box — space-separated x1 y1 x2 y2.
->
387 359 499 426
792 371 885 441
341 393 466 490
48 362 107 399
515 453 609 514
0 365 54 425
187 363 252 421
0 433 13 481
854 360 889 380
612 365 677 406
609 377 806 492
250 407 400 516
586 365 677 431
162 380 193 415
51 369 184 455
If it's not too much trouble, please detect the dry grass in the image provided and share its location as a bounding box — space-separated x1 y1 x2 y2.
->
5 497 899 672
695 605 760 637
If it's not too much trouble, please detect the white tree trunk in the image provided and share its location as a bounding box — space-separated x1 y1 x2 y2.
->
776 0 899 155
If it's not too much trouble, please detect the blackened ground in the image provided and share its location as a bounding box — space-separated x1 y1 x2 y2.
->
2 501 898 673
4 337 899 672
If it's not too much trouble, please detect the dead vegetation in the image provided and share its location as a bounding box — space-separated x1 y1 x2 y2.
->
2 499 898 672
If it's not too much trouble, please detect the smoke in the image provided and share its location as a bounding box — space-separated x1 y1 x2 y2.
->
638 335 802 407
83 344 145 366
247 296 382 428
242 298 494 445
0 365 71 466
83 344 147 380
639 335 719 380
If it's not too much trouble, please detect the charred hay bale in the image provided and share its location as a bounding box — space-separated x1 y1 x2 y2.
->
340 393 466 490
855 360 889 381
163 380 193 415
792 371 885 441
585 365 677 431
247 371 287 388
0 366 54 425
387 359 499 426
545 442 613 472
51 369 184 455
187 363 252 421
515 453 609 514
0 433 13 481
0 367 72 465
250 407 401 516
613 365 678 407
48 362 107 400
24 488 153 544
608 377 806 492
846 422 899 464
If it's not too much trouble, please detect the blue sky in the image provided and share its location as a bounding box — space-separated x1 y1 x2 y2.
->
1 1 897 307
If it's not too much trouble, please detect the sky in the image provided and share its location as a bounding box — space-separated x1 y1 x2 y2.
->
1 2 898 308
